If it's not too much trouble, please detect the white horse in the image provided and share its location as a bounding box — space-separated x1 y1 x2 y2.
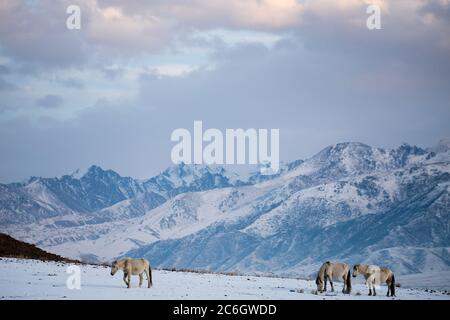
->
352 264 396 297
111 258 153 288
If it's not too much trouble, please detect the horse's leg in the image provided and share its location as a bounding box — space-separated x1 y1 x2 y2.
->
139 273 143 288
386 280 391 297
330 279 334 292
127 273 131 288
342 274 346 294
324 276 328 292
123 272 129 288
373 281 377 296
366 276 373 296
144 268 151 288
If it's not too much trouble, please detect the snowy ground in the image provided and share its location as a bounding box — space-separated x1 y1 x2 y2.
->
397 271 450 291
1 258 449 300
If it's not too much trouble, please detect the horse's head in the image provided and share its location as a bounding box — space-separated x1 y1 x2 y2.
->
315 275 324 292
111 260 119 276
352 264 360 278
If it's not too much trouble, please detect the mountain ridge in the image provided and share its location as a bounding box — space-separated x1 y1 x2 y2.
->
0 140 448 276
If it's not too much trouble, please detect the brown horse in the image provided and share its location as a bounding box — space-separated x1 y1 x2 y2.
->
316 261 352 294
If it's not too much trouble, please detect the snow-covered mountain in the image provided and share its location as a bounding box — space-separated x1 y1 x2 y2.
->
0 163 252 225
1 141 449 276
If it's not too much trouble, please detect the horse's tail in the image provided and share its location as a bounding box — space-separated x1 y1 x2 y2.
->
390 273 395 296
149 265 153 287
346 269 352 294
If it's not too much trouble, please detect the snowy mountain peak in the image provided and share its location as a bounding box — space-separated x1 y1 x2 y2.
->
313 142 372 162
304 141 428 179
430 138 450 154
69 165 118 180
394 143 427 156
80 165 117 179
26 176 41 184
70 168 87 180
143 162 234 196
69 165 100 179
162 162 225 179
334 141 370 149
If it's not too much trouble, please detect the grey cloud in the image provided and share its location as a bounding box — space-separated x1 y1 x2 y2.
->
0 65 11 74
35 94 64 109
1 0 448 73
420 0 450 21
0 78 17 91
0 1 171 73
0 100 170 182
134 32 450 159
0 0 449 182
0 1 87 71
101 67 126 80
95 0 303 30
0 65 17 92
0 103 16 115
60 78 84 90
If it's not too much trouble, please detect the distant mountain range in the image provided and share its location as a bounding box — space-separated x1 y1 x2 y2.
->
1 139 449 277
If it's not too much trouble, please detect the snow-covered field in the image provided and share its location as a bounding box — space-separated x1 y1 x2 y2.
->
1 258 449 300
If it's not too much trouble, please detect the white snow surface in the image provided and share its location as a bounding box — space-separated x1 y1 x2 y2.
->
1 258 449 300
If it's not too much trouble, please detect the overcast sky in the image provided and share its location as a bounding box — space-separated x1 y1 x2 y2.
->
0 0 449 182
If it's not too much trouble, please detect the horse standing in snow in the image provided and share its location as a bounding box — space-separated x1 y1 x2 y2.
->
110 258 153 289
316 261 352 294
352 264 396 297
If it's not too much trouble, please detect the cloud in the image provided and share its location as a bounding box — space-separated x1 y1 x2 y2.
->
59 77 84 89
35 94 64 109
0 0 449 182
96 0 304 30
83 4 174 54
0 78 17 91
0 65 11 74
0 0 87 70
0 104 16 115
150 64 197 77
100 66 126 80
420 0 450 21
0 0 303 69
1 0 449 70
